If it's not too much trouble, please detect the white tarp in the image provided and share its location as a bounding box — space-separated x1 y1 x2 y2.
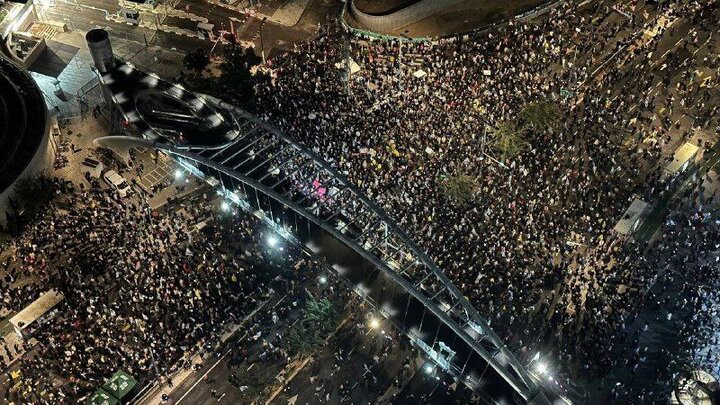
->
335 59 361 75
349 59 361 75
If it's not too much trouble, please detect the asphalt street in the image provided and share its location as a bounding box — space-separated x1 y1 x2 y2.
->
34 0 339 59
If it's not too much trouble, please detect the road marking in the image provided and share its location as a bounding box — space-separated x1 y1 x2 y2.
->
271 295 286 309
613 5 632 19
584 15 679 84
216 393 226 402
161 295 278 403
652 31 684 67
693 32 714 55
176 349 231 404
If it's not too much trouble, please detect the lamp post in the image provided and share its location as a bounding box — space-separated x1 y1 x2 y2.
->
259 16 267 64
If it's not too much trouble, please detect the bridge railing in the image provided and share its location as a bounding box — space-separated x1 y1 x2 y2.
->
102 67 549 403
169 96 545 403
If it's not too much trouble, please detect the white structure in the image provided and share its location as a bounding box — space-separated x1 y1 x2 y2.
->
613 198 649 236
665 142 700 179
0 56 52 226
9 289 65 340
671 370 719 405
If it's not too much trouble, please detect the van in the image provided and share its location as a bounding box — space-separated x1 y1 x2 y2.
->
103 170 132 197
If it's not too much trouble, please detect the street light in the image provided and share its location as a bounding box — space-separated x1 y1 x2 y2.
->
319 275 328 284
424 364 434 374
221 201 230 211
267 235 278 247
535 361 548 375
259 17 268 64
369 317 380 329
174 169 183 180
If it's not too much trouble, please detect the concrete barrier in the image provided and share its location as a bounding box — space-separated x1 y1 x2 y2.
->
348 0 463 34
345 0 567 40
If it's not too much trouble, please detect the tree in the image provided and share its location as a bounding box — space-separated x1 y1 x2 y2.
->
519 100 561 134
441 174 477 205
218 45 264 105
229 370 266 397
492 120 528 161
709 205 720 223
183 48 210 77
0 232 12 248
13 175 56 215
286 295 340 356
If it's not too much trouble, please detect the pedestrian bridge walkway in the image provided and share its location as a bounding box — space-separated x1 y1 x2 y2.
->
99 60 549 404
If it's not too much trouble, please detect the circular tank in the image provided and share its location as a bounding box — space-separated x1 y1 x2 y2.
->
0 56 51 224
85 29 115 73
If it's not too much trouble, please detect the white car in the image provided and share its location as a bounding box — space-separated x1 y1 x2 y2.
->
102 170 132 197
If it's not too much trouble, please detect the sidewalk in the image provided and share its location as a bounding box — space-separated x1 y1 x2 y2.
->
203 0 311 27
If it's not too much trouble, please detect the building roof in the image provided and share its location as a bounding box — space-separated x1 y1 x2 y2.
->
0 56 48 194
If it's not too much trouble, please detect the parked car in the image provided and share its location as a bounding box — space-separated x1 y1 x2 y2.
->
102 170 132 197
81 157 104 178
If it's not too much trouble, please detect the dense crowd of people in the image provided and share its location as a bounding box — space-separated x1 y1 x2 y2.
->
0 178 301 402
1 0 719 403
604 173 720 400
253 0 720 398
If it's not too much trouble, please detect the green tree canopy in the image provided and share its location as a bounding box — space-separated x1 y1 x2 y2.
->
441 174 477 205
13 175 56 215
286 295 340 356
519 100 561 134
218 45 264 105
492 120 528 161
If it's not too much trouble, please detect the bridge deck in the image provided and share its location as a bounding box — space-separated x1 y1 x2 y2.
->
99 62 550 404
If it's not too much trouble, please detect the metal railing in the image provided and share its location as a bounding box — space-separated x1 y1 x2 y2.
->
172 103 546 403
99 62 552 403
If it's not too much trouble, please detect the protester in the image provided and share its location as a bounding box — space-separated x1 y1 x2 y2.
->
2 0 719 402
252 0 720 398
0 180 304 402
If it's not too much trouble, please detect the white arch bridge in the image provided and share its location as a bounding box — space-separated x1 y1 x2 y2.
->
96 61 553 405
